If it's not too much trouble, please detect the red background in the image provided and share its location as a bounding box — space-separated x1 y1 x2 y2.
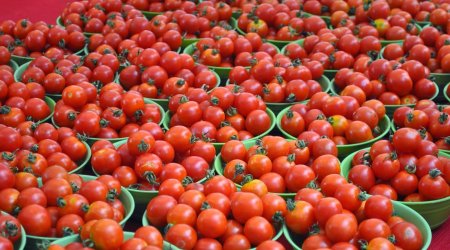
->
0 0 448 248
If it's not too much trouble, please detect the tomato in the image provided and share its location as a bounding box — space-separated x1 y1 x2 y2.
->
195 208 227 239
358 218 391 241
91 148 121 175
392 128 421 154
325 213 357 243
285 200 315 235
364 195 393 222
134 226 163 248
146 195 177 227
18 204 51 236
334 183 362 212
231 192 263 224
418 169 449 200
391 222 423 250
285 164 316 193
90 219 123 250
348 164 376 192
165 224 197 250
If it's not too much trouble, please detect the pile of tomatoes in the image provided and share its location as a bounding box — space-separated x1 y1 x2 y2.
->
0 164 129 238
0 19 85 59
189 32 279 68
1 0 450 249
236 2 328 41
279 92 386 145
334 58 437 105
347 128 449 201
393 100 450 150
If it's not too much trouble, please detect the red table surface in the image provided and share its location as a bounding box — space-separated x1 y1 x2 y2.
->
0 0 449 248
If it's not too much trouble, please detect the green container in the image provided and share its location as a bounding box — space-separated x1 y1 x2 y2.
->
341 149 450 230
51 98 164 145
330 80 440 117
142 211 282 250
71 141 92 174
417 21 431 28
213 140 296 199
27 175 134 249
276 106 390 158
283 199 432 250
445 83 450 103
0 211 26 250
50 231 177 250
142 69 221 110
10 60 19 72
40 96 56 123
163 108 276 151
432 73 450 102
232 10 242 19
141 11 163 19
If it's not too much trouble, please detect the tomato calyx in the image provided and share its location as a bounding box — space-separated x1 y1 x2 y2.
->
306 180 319 190
287 153 296 163
201 201 212 211
1 152 15 162
133 110 144 122
233 162 245 179
272 211 284 226
286 199 296 212
295 140 308 150
62 226 75 237
0 105 11 114
70 181 81 193
240 174 253 186
428 168 442 179
286 93 297 103
438 112 449 124
182 176 194 187
358 191 368 202
404 164 417 174
1 220 19 239
30 144 39 153
226 107 237 117
143 171 159 186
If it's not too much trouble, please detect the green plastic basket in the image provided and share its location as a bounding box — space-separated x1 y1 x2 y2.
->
9 60 19 72
283 199 432 250
26 175 134 249
445 83 450 103
417 21 431 28
50 231 177 250
213 139 296 198
70 141 91 174
330 80 440 117
276 105 391 158
0 211 26 250
341 149 450 230
163 107 276 151
142 211 282 250
142 69 221 110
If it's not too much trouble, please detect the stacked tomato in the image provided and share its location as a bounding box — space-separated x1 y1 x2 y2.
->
347 128 449 201
382 26 450 73
303 0 361 17
0 121 88 175
59 0 148 38
288 191 425 250
127 0 201 13
0 19 85 58
145 177 286 249
392 100 450 151
19 54 120 97
119 53 218 100
334 58 437 105
0 47 14 67
220 136 341 193
237 3 328 41
0 212 23 249
146 1 234 40
90 124 216 190
190 32 278 67
167 86 272 143
283 31 382 71
54 88 162 139
227 56 325 103
48 220 173 250
0 163 128 238
280 92 386 145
